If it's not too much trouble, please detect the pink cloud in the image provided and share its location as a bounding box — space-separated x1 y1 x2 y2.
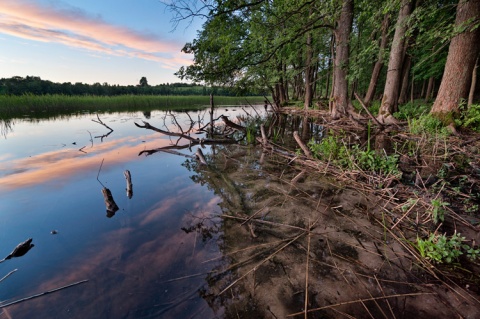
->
0 0 192 67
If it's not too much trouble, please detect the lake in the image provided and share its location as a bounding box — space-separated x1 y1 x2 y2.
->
0 106 266 318
2 104 469 318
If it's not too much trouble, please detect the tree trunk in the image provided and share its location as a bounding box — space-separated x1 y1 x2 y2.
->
425 77 434 102
431 0 480 124
364 14 390 106
398 54 412 105
325 35 334 99
468 54 479 107
331 0 354 119
377 0 413 124
304 31 313 110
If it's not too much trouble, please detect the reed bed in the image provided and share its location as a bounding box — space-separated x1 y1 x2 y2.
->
0 94 265 119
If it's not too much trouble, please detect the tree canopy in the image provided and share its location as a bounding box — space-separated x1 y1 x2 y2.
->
168 0 480 124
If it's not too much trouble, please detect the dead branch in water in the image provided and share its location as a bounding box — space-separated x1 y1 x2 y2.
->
0 269 17 284
92 114 114 141
135 121 236 145
124 170 133 199
0 279 88 309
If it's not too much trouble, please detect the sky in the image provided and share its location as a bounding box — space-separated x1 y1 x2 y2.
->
0 0 204 85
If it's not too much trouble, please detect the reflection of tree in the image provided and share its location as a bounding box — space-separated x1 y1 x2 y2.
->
0 119 14 139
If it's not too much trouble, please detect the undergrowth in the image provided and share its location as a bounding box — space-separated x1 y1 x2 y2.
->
308 132 399 176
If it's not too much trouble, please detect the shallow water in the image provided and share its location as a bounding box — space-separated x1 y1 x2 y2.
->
0 107 252 318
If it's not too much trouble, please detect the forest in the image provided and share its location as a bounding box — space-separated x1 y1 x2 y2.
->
0 75 263 96
168 0 480 130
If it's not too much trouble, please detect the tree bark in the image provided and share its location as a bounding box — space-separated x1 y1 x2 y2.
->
331 0 355 119
364 14 390 106
431 0 480 123
377 0 413 124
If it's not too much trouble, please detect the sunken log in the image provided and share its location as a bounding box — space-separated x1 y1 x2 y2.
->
102 188 119 218
124 170 133 199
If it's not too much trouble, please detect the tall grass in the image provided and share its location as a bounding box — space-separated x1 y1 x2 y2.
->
0 94 265 119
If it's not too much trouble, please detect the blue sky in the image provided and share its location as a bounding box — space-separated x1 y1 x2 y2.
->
0 0 204 85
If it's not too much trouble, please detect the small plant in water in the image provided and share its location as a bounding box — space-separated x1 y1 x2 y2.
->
416 232 480 263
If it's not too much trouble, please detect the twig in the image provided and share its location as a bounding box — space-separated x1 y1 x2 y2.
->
0 280 88 309
96 158 105 188
304 220 311 319
218 231 306 295
354 92 384 128
287 292 435 317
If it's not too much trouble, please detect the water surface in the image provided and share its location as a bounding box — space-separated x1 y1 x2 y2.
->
0 107 247 318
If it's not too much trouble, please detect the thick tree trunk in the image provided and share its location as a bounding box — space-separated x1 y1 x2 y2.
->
331 0 354 119
468 55 479 107
364 14 390 106
431 0 480 123
377 0 413 124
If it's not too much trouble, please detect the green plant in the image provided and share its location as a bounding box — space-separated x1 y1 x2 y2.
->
408 113 450 136
429 199 449 224
308 134 400 176
455 103 480 132
416 232 480 263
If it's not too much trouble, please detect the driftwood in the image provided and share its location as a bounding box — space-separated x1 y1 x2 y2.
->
124 170 133 199
102 188 119 218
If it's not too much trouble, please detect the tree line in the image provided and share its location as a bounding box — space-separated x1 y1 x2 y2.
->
0 76 264 96
168 0 479 128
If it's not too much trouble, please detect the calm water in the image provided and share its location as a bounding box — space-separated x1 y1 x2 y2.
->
0 107 252 318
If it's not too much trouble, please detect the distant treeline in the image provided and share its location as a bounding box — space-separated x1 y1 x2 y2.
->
0 76 265 96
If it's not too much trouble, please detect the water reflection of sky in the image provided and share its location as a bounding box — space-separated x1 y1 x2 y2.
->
0 110 231 318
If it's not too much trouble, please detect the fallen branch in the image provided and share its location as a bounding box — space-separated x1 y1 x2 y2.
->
354 92 384 128
0 279 88 309
293 131 313 159
135 121 236 145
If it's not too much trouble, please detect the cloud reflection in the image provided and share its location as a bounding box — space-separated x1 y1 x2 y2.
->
0 135 174 190
6 184 223 318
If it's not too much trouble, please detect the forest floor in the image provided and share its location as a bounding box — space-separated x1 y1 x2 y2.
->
206 107 480 318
